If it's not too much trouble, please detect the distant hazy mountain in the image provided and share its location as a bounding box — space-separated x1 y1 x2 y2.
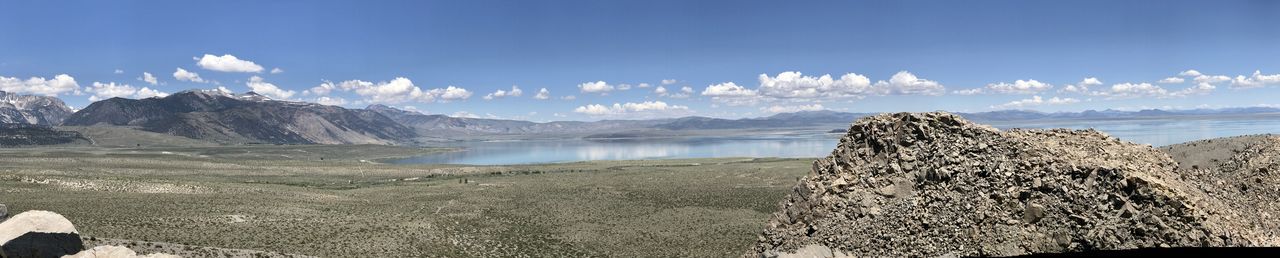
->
0 91 74 126
652 110 871 130
367 104 668 137
63 90 416 144
956 107 1280 122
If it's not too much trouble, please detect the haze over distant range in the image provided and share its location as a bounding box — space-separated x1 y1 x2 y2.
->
2 0 1279 121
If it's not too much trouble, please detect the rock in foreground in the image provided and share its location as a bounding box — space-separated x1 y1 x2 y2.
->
749 112 1270 257
0 210 84 258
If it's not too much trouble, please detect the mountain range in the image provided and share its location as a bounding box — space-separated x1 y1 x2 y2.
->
61 90 415 144
2 89 1279 145
0 91 74 126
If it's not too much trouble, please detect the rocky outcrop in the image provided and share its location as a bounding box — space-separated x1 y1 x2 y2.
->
0 210 84 258
1161 134 1280 244
63 90 416 144
748 112 1273 257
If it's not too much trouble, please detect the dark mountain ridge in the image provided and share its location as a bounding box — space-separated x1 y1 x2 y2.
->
63 90 415 144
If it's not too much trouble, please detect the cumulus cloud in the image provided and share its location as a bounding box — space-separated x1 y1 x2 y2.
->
760 104 825 114
311 77 473 104
955 79 1052 95
245 76 296 99
113 69 124 74
661 79 678 85
561 95 576 100
533 88 551 100
1158 77 1185 84
0 74 80 96
196 54 265 73
758 71 875 98
1231 70 1280 89
138 72 158 85
637 83 652 88
86 82 168 101
1093 82 1169 99
1060 77 1103 94
702 82 758 97
483 86 523 100
173 68 206 83
1193 74 1230 84
617 84 633 90
1170 82 1216 97
451 111 481 118
1179 70 1203 77
578 81 613 94
873 71 946 95
655 86 693 98
270 68 284 74
701 82 761 105
314 96 347 106
573 101 691 117
991 95 1079 109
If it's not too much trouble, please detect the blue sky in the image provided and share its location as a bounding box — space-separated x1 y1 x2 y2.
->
2 0 1279 121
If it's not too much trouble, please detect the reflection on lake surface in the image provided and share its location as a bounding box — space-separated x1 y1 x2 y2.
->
391 117 1280 165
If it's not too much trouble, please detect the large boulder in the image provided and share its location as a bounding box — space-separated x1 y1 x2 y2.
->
748 112 1266 257
0 210 84 258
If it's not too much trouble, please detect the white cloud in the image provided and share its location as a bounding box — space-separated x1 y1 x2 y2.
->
991 95 1079 109
451 111 481 119
135 87 168 99
138 72 158 85
573 101 691 117
483 85 523 100
561 95 577 100
306 81 338 96
196 54 265 73
314 77 473 104
578 81 613 94
758 71 875 98
661 79 678 85
637 83 652 88
654 86 667 95
760 104 825 114
431 86 473 101
1094 82 1169 99
173 68 206 83
1158 77 1185 84
315 96 347 106
270 68 284 74
533 88 551 100
957 79 1052 95
86 82 168 101
873 71 946 95
1170 82 1216 97
1179 69 1203 77
617 84 632 90
1231 70 1280 89
1193 74 1230 84
1061 77 1103 94
701 82 760 105
245 76 296 99
0 74 80 96
702 82 758 97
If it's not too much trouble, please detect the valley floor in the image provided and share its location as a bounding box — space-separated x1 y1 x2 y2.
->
0 145 809 257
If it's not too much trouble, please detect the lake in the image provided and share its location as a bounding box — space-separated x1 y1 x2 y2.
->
390 116 1280 165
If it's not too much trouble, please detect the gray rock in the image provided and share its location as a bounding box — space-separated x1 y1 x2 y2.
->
747 112 1271 258
0 210 84 258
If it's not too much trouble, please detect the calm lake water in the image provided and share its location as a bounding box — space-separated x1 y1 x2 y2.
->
390 117 1280 165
